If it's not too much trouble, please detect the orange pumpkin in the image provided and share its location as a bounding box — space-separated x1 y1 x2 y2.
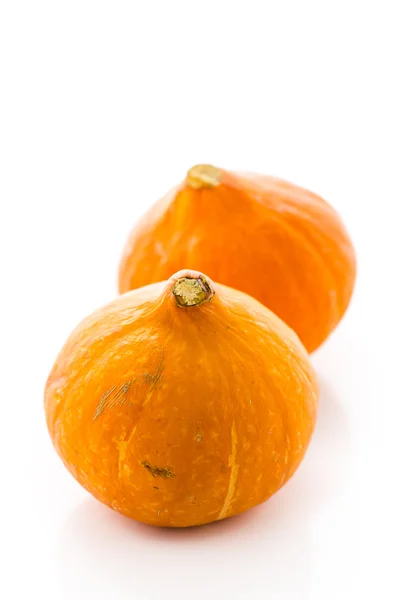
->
45 270 318 527
119 165 356 352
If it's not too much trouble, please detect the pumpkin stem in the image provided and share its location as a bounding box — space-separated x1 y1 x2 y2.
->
172 275 214 308
186 164 222 189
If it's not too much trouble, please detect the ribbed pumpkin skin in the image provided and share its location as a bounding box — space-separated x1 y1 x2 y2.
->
119 168 356 352
45 270 318 528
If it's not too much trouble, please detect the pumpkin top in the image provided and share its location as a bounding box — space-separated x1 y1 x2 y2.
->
171 272 214 308
186 164 222 189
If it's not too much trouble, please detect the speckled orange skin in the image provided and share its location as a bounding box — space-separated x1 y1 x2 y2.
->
45 270 318 528
119 168 356 353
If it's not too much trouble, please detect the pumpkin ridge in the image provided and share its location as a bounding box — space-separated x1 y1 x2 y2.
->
218 421 239 520
266 208 340 346
277 198 356 307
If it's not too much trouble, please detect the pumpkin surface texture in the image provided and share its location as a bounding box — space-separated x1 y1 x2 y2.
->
45 270 318 527
119 165 356 352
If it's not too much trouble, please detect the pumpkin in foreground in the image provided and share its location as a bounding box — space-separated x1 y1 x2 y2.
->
119 165 356 353
45 270 318 527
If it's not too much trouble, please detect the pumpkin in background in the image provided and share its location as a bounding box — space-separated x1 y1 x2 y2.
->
119 165 356 353
45 269 318 528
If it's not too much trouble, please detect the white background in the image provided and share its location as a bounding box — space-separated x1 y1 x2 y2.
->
1 1 399 599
